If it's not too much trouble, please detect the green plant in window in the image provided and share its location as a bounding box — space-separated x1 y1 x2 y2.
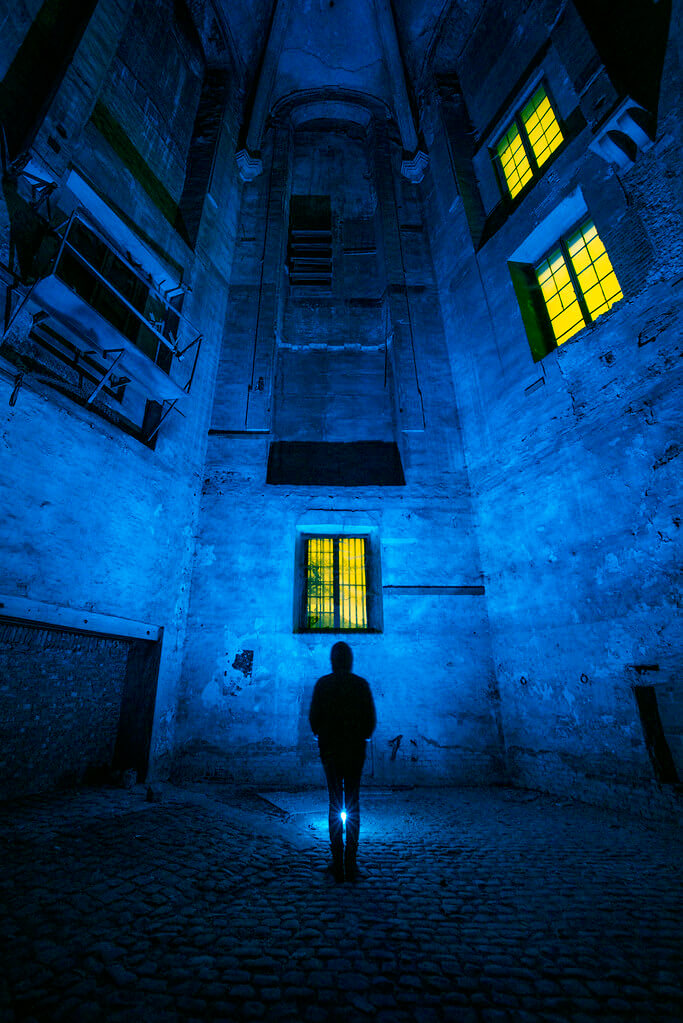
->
305 537 368 631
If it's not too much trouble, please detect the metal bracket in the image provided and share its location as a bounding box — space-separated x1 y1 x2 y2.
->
9 372 23 407
145 398 179 443
2 279 37 337
86 348 124 405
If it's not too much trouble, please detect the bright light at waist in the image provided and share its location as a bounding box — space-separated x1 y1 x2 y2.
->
341 811 347 822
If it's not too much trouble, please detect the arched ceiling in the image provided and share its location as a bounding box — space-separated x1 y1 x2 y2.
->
272 0 392 110
391 0 484 82
213 0 489 107
215 0 490 180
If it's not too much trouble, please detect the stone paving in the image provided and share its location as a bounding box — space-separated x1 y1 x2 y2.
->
0 784 681 1023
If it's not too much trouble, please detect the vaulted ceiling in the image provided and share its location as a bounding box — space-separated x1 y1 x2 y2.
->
272 0 392 109
217 0 488 121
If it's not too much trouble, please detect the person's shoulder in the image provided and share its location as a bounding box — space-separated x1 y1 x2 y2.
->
350 673 371 688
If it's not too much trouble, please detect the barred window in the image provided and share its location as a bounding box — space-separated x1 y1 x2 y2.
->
305 536 368 631
296 531 382 632
495 84 564 199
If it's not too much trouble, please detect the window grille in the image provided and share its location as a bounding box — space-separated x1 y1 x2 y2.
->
305 536 368 631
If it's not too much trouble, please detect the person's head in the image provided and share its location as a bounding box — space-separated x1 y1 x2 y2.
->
331 641 352 673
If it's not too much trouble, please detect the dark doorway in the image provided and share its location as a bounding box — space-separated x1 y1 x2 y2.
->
113 637 162 782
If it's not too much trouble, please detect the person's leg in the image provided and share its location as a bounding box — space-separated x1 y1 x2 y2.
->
342 746 365 880
322 755 344 880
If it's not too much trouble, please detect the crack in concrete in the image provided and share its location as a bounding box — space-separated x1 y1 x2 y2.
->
281 46 385 76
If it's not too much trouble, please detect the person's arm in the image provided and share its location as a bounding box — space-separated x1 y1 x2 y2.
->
309 679 323 736
361 679 376 738
369 687 377 737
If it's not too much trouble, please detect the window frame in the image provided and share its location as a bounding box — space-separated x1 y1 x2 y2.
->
509 212 624 362
294 530 383 634
492 80 565 203
532 218 623 346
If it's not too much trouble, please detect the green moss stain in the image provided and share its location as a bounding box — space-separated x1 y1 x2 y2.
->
89 102 179 226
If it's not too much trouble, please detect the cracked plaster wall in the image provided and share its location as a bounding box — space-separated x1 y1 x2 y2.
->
175 123 502 788
272 0 391 109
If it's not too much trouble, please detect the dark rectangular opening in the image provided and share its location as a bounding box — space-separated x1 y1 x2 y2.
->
288 195 332 288
267 441 405 486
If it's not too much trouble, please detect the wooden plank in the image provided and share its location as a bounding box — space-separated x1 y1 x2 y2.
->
0 594 161 641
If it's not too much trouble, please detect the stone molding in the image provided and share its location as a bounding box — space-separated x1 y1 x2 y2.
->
401 149 430 183
0 594 161 641
236 148 264 181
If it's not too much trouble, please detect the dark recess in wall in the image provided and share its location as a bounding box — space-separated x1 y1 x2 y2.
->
267 441 406 486
113 637 162 782
176 68 228 246
0 0 98 160
288 195 333 287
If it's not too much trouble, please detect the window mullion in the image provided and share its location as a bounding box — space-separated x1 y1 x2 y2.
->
304 538 310 629
517 113 538 174
560 237 591 325
333 539 340 631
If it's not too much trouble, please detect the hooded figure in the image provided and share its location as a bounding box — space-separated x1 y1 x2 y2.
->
309 642 376 882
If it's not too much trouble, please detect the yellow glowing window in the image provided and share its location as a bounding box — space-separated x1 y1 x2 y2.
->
306 536 368 631
496 84 563 199
535 219 623 346
535 249 585 345
520 87 564 169
565 221 623 320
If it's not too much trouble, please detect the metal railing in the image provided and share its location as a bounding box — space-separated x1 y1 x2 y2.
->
48 209 201 370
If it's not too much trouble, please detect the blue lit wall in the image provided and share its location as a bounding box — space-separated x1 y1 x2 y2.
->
0 0 680 807
175 117 503 787
422 0 682 804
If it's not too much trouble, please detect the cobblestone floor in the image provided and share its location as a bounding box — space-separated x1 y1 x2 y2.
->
0 784 681 1023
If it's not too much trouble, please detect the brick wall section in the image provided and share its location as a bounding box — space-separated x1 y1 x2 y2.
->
99 0 204 203
0 624 130 799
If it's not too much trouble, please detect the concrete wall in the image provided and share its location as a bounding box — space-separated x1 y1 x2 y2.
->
423 0 682 806
176 118 502 788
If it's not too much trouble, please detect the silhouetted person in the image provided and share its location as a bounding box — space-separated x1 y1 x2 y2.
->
309 642 376 882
